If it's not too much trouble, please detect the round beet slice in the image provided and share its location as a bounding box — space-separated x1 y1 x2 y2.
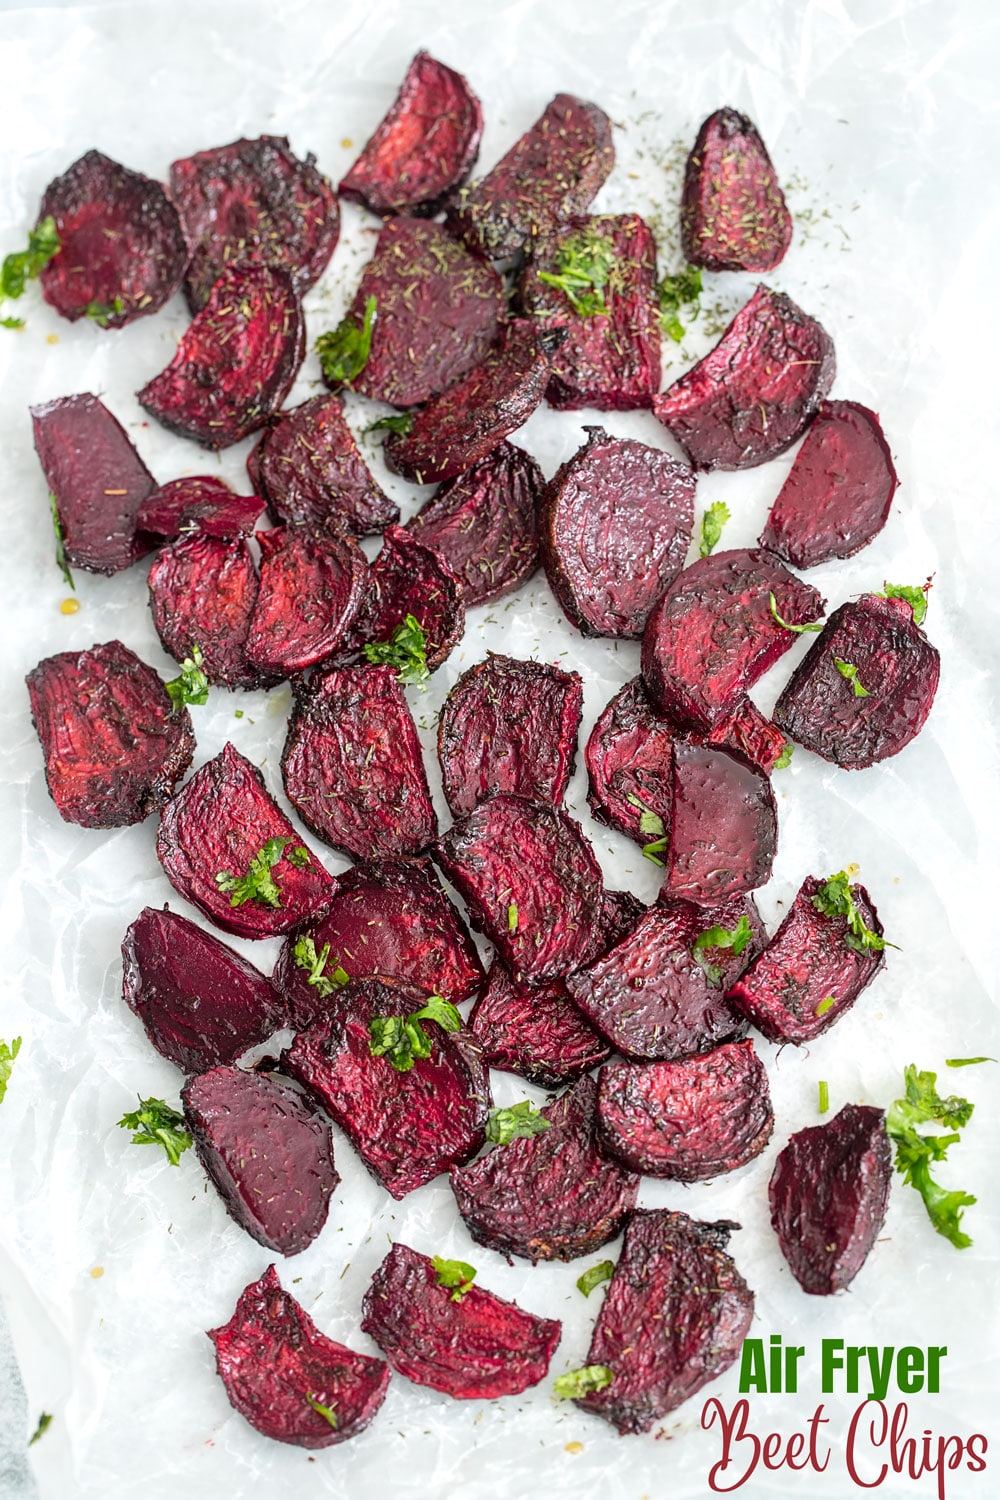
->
245 526 367 676
335 526 465 673
148 533 268 691
138 476 263 540
681 108 793 273
469 961 611 1089
661 741 778 906
585 676 676 844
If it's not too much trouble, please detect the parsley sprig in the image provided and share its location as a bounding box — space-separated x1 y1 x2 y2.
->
833 657 870 697
0 1036 22 1104
117 1097 192 1166
576 1260 614 1297
84 296 124 327
881 582 929 626
655 265 702 342
215 836 310 909
699 501 730 558
485 1101 551 1145
769 591 823 633
368 995 462 1072
164 645 209 709
431 1255 477 1302
692 914 754 985
1 216 60 328
364 411 414 438
553 1365 614 1399
625 793 665 839
315 293 376 386
363 613 430 688
886 1064 979 1249
292 935 348 997
811 870 894 954
537 229 616 317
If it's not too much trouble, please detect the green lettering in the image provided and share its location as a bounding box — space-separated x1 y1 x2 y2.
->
866 1346 895 1402
895 1347 924 1394
738 1338 769 1393
821 1339 844 1393
926 1346 947 1393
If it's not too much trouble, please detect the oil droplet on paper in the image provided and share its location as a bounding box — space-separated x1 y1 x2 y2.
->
90 1266 104 1279
60 598 80 615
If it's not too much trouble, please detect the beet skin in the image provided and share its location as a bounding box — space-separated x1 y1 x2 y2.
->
148 533 267 692
681 108 792 272
137 476 263 540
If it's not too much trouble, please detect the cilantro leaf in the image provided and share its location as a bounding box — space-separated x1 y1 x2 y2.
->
833 657 870 697
576 1260 614 1297
485 1101 551 1145
431 1255 477 1302
815 994 835 1016
946 1057 995 1068
691 915 754 986
699 501 730 558
363 613 429 688
553 1365 615 1399
364 411 414 437
881 583 929 626
885 1064 977 1250
214 836 298 909
369 996 461 1072
625 793 665 839
292 935 349 997
769 591 823 633
1 216 60 326
49 492 75 591
305 1394 338 1428
818 1080 829 1115
773 741 794 770
117 1096 192 1166
164 644 209 709
0 1036 22 1104
507 901 519 933
315 293 376 386
655 265 702 342
84 296 124 327
810 870 894 954
537 229 616 317
887 1064 974 1133
641 835 668 867
28 1412 53 1447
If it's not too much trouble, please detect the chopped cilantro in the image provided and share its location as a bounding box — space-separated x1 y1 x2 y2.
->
773 741 794 770
768 592 823 633
431 1255 477 1302
699 501 730 558
368 995 462 1072
815 994 836 1016
49 492 74 591
164 644 209 709
818 1080 829 1115
833 657 870 696
315 293 376 386
28 1412 53 1447
641 835 668 867
886 1064 977 1249
485 1101 551 1145
881 583 929 626
293 935 349 997
553 1365 614 1399
811 870 895 954
364 411 414 437
215 836 299 909
363 613 429 688
625 793 665 838
0 1036 22 1104
117 1097 192 1166
84 296 124 327
655 265 702 342
537 229 615 316
1 216 60 327
946 1057 995 1068
305 1394 338 1428
576 1260 614 1297
507 902 519 933
692 915 753 985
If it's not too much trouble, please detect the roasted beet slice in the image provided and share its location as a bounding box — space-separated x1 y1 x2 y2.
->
469 961 611 1089
652 285 835 471
681 108 792 273
585 676 675 844
137 476 263 540
574 1210 753 1433
36 149 187 328
157 742 334 940
283 979 490 1199
773 593 940 769
209 1265 389 1447
335 526 465 673
700 697 790 774
641 547 825 729
245 526 367 675
661 741 777 906
148 533 266 691
541 427 695 639
281 665 437 860
138 265 305 449
438 653 583 817
170 135 339 312
26 640 194 829
122 907 283 1072
340 51 483 217
361 1242 560 1399
31 394 156 575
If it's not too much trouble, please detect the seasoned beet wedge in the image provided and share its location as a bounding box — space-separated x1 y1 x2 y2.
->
700 697 790 775
334 526 465 673
32 394 156 575
575 1210 753 1433
773 593 940 768
438 653 583 817
182 1067 338 1255
641 548 825 729
209 1265 389 1447
451 1075 638 1263
661 741 778 906
122 907 283 1072
245 526 367 676
541 427 695 639
283 979 490 1199
361 1242 560 1399
585 676 675 844
169 135 339 311
137 477 263 540
681 109 792 273
157 742 334 940
36 149 187 328
653 285 835 471
138 265 305 449
469 961 611 1089
148 534 266 691
281 665 437 861
272 858 484 1030
340 50 483 217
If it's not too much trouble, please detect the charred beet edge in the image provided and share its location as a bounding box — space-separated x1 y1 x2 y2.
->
681 108 792 273
470 961 611 1089
244 526 368 676
148 534 268 691
332 526 465 673
137 477 263 540
585 676 675 844
661 741 778 906
769 1104 891 1294
208 1265 389 1447
698 697 790 774
26 641 194 829
652 284 835 471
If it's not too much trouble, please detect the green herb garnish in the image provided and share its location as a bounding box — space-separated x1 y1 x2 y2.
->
655 265 702 342
833 657 870 696
485 1101 551 1145
946 1057 995 1068
368 995 462 1072
164 644 209 709
49 491 74 591
431 1255 477 1302
214 836 299 909
364 411 414 437
768 591 823 633
0 1036 22 1104
117 1097 192 1166
293 935 348 997
815 995 836 1016
881 583 929 626
507 902 519 933
773 741 794 770
576 1261 614 1298
886 1064 977 1249
811 870 894 954
84 296 124 327
641 835 668 867
305 1394 338 1428
699 501 730 558
553 1365 615 1399
818 1081 829 1115
692 915 753 985
537 229 615 317
28 1412 53 1447
363 613 429 688
315 293 376 386
1 216 60 327
625 793 665 839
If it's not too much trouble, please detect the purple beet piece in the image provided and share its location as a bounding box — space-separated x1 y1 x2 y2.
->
148 533 268 691
283 978 491 1199
541 426 695 639
26 640 194 829
361 1242 560 1399
137 476 263 540
334 526 466 673
36 149 187 328
138 264 305 449
773 592 940 769
31 393 156 575
281 665 437 861
661 741 777 906
209 1265 390 1447
469 960 611 1089
697 697 790 775
245 526 367 676
122 906 283 1072
585 676 675 845
681 108 792 272
157 742 335 940
652 285 835 471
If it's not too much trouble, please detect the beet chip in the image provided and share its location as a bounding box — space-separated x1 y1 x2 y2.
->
36 149 187 328
335 526 465 673
209 1265 389 1447
660 741 778 907
652 284 835 471
585 677 675 845
138 476 263 540
148 534 266 691
138 264 305 449
574 1210 753 1433
245 526 367 676
470 961 611 1089
361 1243 560 1399
681 108 792 273
698 697 790 775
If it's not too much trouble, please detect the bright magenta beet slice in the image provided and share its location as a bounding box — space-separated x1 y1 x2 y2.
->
245 526 367 676
148 533 268 691
469 961 611 1089
585 676 676 845
681 108 792 272
334 526 465 673
661 741 778 906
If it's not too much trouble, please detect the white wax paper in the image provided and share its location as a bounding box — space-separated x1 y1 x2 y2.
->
1 1 998 1496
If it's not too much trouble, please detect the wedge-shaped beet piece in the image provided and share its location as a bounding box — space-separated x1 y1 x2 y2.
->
138 265 305 449
641 548 824 729
438 653 583 817
699 697 790 774
585 676 675 844
36 150 187 328
284 979 490 1199
148 534 266 691
122 907 283 1072
138 476 263 540
470 961 611 1089
245 526 367 676
662 741 777 906
653 285 835 471
447 94 614 263
575 1210 753 1433
157 742 334 939
541 427 695 639
681 108 792 273
209 1265 389 1447
281 665 437 860
451 1075 638 1263
170 135 339 312
773 593 939 769
340 51 483 217
334 526 465 672
32 394 156 575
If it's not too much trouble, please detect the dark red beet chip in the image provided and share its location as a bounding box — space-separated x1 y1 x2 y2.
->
437 653 583 818
681 108 792 273
339 50 483 217
541 427 695 639
147 533 267 691
31 394 156 575
208 1265 389 1447
122 906 283 1072
469 960 611 1089
661 741 778 906
652 284 835 471
450 1075 638 1264
157 742 334 940
26 640 194 829
137 476 263 540
699 697 790 775
281 665 437 861
334 526 465 673
245 526 367 676
36 149 187 328
773 593 940 769
585 676 675 844
361 1242 560 1399
138 265 305 450
574 1210 753 1433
